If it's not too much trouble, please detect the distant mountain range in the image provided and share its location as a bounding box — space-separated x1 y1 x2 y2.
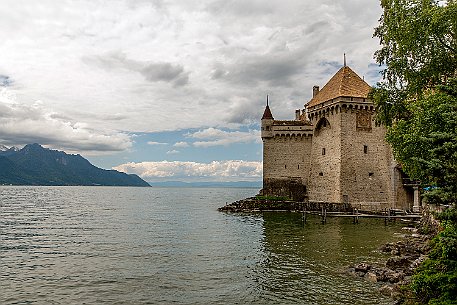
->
0 144 149 186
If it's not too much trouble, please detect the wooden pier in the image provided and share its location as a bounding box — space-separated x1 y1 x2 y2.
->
302 209 421 224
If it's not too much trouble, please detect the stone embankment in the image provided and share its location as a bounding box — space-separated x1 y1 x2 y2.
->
218 197 352 212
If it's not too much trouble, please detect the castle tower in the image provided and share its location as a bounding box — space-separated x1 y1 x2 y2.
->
260 64 413 210
260 97 313 201
305 65 408 209
261 97 274 139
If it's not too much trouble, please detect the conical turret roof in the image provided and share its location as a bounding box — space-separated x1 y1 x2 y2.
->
306 66 371 108
262 105 274 120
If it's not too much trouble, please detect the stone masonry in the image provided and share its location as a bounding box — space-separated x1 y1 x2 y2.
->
261 65 416 211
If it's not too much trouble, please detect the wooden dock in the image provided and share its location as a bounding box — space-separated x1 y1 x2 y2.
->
302 209 421 224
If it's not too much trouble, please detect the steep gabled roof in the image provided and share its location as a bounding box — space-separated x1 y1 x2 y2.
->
306 66 371 108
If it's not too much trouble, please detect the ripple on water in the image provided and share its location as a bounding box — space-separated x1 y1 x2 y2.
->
1 186 402 304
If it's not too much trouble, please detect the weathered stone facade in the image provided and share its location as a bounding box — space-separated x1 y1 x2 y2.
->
261 65 415 211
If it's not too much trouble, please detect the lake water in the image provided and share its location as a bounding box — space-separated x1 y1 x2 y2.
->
0 186 406 304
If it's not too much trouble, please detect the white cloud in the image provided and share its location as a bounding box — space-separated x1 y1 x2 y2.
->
114 160 262 182
0 89 132 154
0 0 383 135
166 149 179 154
188 127 260 147
147 141 167 145
173 141 189 148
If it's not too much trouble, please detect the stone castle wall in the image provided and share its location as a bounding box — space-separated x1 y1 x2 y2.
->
307 110 342 202
261 119 312 201
338 102 393 206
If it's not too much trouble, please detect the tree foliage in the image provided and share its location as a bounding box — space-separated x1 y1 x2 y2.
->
372 0 457 124
386 80 457 205
372 1 457 304
372 0 457 205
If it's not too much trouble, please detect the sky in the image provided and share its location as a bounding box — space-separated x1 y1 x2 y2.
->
0 0 384 182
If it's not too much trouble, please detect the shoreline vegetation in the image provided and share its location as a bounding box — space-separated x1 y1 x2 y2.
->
219 197 456 304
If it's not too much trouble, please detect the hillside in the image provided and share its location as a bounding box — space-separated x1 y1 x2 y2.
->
0 144 149 187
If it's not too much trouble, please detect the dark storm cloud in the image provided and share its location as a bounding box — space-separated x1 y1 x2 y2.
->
304 21 330 35
217 54 304 87
140 63 189 87
84 51 189 87
0 75 12 87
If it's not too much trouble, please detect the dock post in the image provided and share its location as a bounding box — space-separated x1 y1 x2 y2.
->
321 207 326 224
356 208 359 224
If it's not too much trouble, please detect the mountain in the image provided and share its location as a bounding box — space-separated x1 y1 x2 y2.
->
0 143 149 186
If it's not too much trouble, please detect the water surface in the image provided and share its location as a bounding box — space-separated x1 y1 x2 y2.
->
0 186 405 304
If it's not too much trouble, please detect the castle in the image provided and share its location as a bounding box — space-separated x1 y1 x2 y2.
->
260 64 420 212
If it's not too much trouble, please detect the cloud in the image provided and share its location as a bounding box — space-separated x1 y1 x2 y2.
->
0 0 384 165
173 141 189 148
147 141 168 145
113 160 262 181
83 51 189 87
187 127 260 147
0 89 132 154
166 149 179 154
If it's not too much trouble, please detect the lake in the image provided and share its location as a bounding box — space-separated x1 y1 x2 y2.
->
0 186 405 304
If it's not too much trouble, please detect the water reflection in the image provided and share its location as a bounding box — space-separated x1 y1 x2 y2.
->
254 212 401 304
0 187 402 305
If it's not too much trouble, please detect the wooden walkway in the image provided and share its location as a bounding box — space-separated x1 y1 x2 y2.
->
302 209 421 224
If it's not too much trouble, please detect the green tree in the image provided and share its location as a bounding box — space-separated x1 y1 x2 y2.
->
372 0 457 125
372 0 457 203
372 2 457 304
386 80 457 205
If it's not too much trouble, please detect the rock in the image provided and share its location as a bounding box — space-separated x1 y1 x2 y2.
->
386 256 411 270
380 242 395 253
387 271 404 283
356 271 366 277
379 284 394 296
365 272 377 282
410 254 428 270
402 227 418 233
354 263 371 273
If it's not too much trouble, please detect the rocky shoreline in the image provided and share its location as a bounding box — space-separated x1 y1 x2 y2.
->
347 211 439 304
347 227 431 302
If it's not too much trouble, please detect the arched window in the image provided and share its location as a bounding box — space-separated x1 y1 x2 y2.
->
315 117 331 135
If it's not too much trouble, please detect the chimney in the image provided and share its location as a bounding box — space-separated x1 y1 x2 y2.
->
295 109 300 120
313 86 319 98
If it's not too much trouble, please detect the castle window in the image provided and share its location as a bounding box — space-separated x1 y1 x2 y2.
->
319 172 323 176
322 148 326 155
298 164 300 169
285 165 287 169
369 172 374 177
364 145 368 154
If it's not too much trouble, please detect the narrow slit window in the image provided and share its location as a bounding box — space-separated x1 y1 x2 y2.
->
364 145 368 154
319 172 323 176
322 148 326 155
369 172 374 177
